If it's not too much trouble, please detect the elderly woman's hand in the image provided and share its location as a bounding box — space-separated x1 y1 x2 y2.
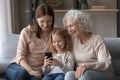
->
75 64 87 79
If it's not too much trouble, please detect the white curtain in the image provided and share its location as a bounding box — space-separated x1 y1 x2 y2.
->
0 0 12 54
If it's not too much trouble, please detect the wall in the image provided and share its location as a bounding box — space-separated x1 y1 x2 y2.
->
12 0 30 33
54 0 117 37
11 0 20 33
17 0 30 31
14 0 117 37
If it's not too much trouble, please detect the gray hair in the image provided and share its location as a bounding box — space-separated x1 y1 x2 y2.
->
63 10 92 33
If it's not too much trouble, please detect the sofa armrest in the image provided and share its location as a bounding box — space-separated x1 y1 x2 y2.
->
104 38 120 76
0 63 8 75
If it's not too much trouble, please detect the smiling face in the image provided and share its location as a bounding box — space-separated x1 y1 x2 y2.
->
52 34 65 53
37 15 53 32
66 20 81 38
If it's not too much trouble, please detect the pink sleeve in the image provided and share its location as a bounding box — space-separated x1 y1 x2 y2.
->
13 28 30 65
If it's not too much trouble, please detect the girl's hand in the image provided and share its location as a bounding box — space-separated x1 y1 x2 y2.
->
53 59 63 68
75 65 87 79
43 56 53 67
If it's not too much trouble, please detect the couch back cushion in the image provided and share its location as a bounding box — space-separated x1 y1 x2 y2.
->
0 34 19 63
0 34 19 75
104 38 120 76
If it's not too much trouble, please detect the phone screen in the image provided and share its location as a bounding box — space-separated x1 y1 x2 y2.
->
45 52 52 59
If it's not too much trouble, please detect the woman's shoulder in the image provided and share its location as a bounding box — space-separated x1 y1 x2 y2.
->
20 25 36 35
92 34 103 40
18 25 37 41
21 25 35 33
92 34 104 43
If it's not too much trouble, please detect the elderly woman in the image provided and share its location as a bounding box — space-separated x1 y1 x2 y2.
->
63 10 115 80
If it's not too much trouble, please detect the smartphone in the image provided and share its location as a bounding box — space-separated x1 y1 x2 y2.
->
45 52 53 59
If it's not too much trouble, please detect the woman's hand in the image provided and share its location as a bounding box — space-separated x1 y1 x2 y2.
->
43 56 53 67
29 69 42 79
20 59 42 79
75 65 87 79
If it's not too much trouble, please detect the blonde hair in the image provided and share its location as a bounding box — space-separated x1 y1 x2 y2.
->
48 27 73 53
63 10 92 34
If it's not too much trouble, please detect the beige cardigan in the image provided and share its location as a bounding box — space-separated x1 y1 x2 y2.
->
73 34 113 72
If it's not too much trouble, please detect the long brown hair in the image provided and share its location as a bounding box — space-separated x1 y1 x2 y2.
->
31 3 54 38
48 27 73 53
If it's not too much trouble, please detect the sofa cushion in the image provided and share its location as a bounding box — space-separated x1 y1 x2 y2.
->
0 34 19 75
104 38 120 76
116 76 120 80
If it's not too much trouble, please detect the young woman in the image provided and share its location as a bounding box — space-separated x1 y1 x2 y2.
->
63 10 115 80
6 4 55 80
42 28 75 80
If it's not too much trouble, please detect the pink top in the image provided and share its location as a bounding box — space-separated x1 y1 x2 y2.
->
12 25 49 72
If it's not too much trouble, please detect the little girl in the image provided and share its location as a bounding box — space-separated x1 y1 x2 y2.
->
42 27 75 80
